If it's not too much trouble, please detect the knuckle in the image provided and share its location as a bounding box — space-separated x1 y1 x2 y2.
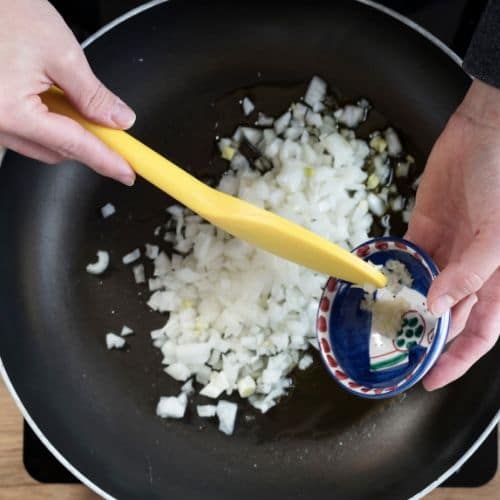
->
460 270 485 295
56 137 82 159
58 46 83 69
84 82 113 115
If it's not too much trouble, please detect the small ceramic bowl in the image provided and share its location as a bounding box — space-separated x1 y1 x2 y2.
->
316 237 450 399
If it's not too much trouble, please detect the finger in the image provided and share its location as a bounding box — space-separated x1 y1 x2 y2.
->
0 131 64 164
447 293 478 342
427 231 500 316
47 47 136 129
21 105 136 186
423 280 500 391
404 212 443 261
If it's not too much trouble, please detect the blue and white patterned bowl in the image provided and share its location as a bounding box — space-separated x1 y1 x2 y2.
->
316 237 450 399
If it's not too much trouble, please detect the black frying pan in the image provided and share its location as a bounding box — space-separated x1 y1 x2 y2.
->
0 1 498 499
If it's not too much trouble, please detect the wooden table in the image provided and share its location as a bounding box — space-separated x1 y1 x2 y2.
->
0 381 497 499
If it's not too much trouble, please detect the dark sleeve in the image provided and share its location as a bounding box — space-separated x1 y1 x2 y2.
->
463 0 500 88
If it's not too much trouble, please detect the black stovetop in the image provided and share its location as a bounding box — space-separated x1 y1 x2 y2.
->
24 0 496 489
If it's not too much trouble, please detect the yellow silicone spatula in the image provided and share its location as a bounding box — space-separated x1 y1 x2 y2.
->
41 88 386 288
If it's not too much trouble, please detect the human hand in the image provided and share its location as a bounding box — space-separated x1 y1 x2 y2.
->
406 79 500 390
0 0 136 185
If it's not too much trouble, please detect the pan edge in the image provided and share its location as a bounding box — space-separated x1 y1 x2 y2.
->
2 2 495 500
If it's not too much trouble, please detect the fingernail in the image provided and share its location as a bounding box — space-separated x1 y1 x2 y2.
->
116 160 136 186
119 173 135 187
431 294 454 317
111 100 136 129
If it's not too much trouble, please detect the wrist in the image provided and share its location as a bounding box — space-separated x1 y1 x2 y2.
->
457 79 500 128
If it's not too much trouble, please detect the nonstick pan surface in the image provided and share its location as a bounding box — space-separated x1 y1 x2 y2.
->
0 1 498 499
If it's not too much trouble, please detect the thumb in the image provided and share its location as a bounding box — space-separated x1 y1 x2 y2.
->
428 231 499 316
47 47 136 129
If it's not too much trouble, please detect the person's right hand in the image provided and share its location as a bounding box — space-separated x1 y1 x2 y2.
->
0 0 136 186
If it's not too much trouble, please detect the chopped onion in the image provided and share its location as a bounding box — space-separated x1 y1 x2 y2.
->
237 375 256 398
384 127 402 157
334 105 365 128
100 203 116 219
242 97 255 116
181 379 195 396
396 162 410 178
274 111 291 135
298 354 313 370
156 392 187 419
304 75 327 112
106 333 126 350
256 112 274 127
120 325 134 337
165 362 191 381
145 243 160 260
86 251 110 275
133 264 146 284
98 76 417 434
122 248 141 265
197 405 217 418
216 400 238 435
200 372 229 398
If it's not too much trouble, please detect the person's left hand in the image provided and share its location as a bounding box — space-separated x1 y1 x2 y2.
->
406 79 500 391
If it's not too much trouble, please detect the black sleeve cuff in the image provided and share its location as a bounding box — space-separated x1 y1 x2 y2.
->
463 0 500 88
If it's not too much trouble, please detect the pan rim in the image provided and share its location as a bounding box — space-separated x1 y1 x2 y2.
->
0 1 497 499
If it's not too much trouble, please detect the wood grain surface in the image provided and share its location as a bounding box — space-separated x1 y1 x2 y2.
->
0 380 497 499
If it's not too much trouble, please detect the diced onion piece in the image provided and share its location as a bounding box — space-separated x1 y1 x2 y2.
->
390 196 404 212
240 127 262 145
256 113 274 127
367 193 386 216
395 162 410 178
106 333 126 350
216 400 238 435
156 393 187 419
176 343 211 365
122 248 141 265
335 105 365 128
133 264 146 284
100 203 116 218
221 146 236 161
86 251 110 275
309 338 320 350
274 111 291 135
120 325 134 337
195 366 212 385
181 379 195 396
242 97 255 116
369 135 387 153
298 354 313 370
237 375 256 398
197 405 217 418
153 252 171 276
366 173 380 190
145 243 160 260
200 372 228 398
384 127 402 157
165 362 191 381
304 76 327 112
